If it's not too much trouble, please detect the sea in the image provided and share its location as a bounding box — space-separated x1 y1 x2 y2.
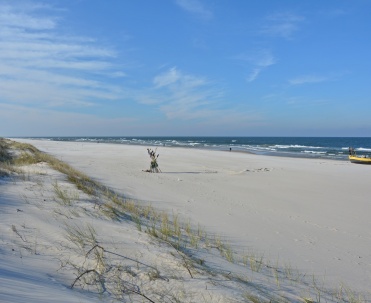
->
27 137 371 161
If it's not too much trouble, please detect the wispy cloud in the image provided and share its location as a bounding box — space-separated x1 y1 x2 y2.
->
138 67 260 126
0 3 125 109
288 71 347 85
0 3 57 30
175 0 213 20
234 49 276 82
320 8 348 18
153 67 182 88
260 12 304 39
289 75 329 85
146 67 216 119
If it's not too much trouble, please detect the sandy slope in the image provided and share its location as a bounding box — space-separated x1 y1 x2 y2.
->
2 160 255 302
4 138 371 300
0 163 103 303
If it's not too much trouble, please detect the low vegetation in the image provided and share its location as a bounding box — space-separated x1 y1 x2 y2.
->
0 138 13 176
1 137 367 303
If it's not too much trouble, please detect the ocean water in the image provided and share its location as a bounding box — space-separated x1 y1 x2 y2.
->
28 137 371 161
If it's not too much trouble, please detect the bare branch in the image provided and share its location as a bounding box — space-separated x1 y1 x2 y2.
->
70 269 100 289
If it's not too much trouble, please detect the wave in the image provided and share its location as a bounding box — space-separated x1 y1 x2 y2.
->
357 147 371 152
302 150 327 154
273 144 323 149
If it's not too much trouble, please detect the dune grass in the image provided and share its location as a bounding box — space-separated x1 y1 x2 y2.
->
0 138 14 176
0 138 12 162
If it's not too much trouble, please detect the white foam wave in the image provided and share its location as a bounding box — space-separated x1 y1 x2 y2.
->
302 150 326 154
274 144 322 149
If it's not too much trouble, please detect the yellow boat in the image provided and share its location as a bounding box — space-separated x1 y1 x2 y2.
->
348 147 371 164
349 155 371 164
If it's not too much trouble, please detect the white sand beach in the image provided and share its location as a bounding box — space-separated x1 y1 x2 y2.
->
13 140 371 290
11 139 371 295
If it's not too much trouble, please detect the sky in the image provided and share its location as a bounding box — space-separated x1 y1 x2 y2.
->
1 0 371 137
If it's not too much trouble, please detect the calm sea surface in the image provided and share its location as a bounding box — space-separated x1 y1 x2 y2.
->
24 137 371 161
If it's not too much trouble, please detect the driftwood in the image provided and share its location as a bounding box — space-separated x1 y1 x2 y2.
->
145 148 161 173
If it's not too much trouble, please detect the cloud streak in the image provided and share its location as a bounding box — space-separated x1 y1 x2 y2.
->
175 0 213 20
289 75 329 85
147 67 216 119
0 3 56 30
234 50 276 82
288 72 345 85
137 67 262 128
0 3 125 109
260 12 304 39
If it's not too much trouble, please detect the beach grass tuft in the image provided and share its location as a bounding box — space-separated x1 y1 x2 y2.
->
65 223 98 250
53 181 79 206
0 138 14 176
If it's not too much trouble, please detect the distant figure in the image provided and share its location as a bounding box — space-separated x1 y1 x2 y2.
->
230 148 232 152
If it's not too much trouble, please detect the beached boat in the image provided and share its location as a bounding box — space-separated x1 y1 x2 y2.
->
349 155 371 164
348 147 371 164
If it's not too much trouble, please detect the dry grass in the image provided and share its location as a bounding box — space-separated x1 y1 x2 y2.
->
65 223 98 251
0 138 13 176
53 181 79 206
0 138 12 162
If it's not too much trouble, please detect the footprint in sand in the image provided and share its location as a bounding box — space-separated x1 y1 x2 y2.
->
230 167 272 175
246 168 272 173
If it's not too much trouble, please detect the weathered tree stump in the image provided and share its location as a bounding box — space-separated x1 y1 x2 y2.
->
147 148 161 173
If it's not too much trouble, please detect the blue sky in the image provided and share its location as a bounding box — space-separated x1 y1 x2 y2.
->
1 0 371 136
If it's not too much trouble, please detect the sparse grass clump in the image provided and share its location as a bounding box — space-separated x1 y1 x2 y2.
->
0 138 12 162
1 139 49 175
0 138 13 176
13 151 39 166
8 140 39 154
221 242 234 263
4 139 105 196
53 181 79 206
65 223 98 250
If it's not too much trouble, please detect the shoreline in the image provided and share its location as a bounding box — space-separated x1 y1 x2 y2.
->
9 137 354 162
8 138 371 296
